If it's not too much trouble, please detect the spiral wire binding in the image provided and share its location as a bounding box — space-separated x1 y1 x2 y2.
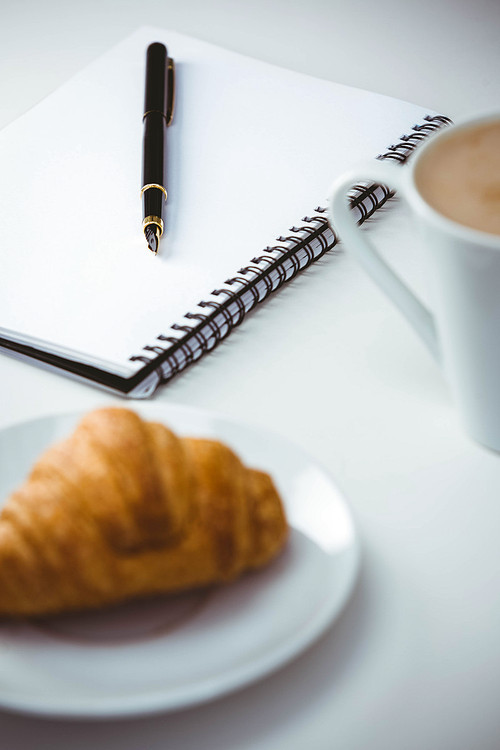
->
129 115 452 393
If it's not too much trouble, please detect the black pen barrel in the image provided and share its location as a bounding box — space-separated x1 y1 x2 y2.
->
142 112 167 218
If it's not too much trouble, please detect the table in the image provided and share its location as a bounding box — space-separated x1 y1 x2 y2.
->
1 1 500 748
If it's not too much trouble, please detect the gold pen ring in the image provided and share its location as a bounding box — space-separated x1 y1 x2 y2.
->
140 183 168 200
143 215 164 235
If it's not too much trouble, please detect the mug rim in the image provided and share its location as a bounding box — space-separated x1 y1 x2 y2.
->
407 110 500 249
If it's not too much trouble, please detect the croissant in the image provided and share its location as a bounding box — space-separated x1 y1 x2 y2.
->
0 407 288 617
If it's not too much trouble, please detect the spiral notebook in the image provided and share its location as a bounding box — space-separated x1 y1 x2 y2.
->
0 27 450 397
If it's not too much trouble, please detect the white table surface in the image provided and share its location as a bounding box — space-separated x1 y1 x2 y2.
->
1 1 500 748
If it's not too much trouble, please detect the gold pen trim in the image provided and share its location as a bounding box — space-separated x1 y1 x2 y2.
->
140 183 168 200
143 215 164 235
166 57 175 126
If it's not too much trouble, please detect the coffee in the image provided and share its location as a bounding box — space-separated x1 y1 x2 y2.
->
415 120 500 236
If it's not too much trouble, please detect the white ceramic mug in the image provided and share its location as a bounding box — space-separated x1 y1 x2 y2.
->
328 112 500 451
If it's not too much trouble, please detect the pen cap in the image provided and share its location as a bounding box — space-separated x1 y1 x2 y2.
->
144 43 168 117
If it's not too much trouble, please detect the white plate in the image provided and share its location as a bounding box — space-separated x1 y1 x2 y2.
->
0 403 360 718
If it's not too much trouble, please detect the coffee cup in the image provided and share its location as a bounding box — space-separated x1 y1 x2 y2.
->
328 111 500 451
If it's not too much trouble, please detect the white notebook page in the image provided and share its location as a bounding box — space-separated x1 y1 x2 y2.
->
0 27 435 376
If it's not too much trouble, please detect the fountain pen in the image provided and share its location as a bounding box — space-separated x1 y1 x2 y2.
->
141 42 175 255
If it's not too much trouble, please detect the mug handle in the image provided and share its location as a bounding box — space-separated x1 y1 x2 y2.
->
328 161 440 361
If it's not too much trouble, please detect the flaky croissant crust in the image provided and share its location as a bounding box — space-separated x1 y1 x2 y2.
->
0 408 288 617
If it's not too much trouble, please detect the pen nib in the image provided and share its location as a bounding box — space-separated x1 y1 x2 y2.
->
145 225 160 255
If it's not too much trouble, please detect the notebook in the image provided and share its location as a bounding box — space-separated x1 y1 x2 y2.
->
0 26 450 397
